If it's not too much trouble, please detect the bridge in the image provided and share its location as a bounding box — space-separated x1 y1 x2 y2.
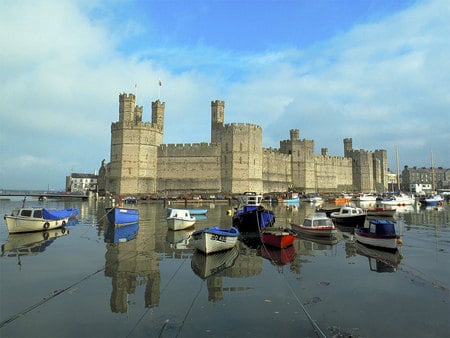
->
0 190 90 200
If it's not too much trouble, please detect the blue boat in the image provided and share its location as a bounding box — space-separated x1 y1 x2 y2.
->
106 207 139 226
418 194 444 207
232 192 275 232
354 219 401 250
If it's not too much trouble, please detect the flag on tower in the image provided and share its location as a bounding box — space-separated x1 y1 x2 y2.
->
159 80 162 86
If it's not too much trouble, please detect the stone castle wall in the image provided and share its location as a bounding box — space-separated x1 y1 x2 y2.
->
105 93 388 196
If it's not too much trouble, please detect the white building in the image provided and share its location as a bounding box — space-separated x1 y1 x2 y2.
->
66 173 98 193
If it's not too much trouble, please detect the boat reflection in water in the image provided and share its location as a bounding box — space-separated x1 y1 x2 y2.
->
104 222 139 244
191 246 239 279
166 228 194 250
261 244 296 266
355 241 403 273
1 228 69 265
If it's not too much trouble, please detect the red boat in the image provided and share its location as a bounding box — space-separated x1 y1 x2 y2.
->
261 227 295 248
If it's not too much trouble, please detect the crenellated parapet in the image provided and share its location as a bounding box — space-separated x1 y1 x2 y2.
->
158 142 220 157
111 121 163 133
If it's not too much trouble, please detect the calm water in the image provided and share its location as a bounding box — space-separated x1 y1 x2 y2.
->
0 198 449 338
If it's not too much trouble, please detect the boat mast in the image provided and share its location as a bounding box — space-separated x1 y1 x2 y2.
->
396 145 400 192
431 149 435 192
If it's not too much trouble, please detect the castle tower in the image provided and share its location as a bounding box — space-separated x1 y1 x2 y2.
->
211 100 224 143
119 93 136 122
152 100 165 130
107 94 164 196
344 138 353 157
290 129 299 141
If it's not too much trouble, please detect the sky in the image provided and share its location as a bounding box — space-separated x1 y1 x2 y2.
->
1 0 449 190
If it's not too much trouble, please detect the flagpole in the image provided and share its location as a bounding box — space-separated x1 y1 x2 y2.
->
158 79 161 101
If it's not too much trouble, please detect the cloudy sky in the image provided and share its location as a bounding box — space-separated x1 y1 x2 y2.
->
1 0 449 190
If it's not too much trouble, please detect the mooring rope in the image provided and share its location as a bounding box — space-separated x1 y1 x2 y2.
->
0 267 105 329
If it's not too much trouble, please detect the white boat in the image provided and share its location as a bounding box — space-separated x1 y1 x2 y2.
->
290 212 338 238
166 208 196 231
351 193 377 202
4 207 69 234
354 219 401 250
418 194 444 207
189 226 239 254
378 193 413 206
330 205 367 227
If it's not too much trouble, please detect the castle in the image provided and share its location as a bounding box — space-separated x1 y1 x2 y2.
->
99 93 388 196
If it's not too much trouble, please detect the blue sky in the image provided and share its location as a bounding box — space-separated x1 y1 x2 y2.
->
1 0 449 190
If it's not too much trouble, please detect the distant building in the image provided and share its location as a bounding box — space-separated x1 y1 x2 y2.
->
66 172 98 193
402 166 450 191
100 93 389 197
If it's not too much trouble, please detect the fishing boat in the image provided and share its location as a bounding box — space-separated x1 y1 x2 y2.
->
191 246 239 279
418 194 444 207
4 207 69 234
189 226 239 254
261 227 296 249
365 207 396 218
166 207 207 216
232 192 275 232
354 219 401 250
290 212 338 238
166 208 196 230
105 206 139 226
330 205 367 227
351 193 377 202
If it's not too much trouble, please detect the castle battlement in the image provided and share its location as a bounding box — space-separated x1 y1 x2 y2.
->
223 123 262 131
119 93 136 100
111 121 163 132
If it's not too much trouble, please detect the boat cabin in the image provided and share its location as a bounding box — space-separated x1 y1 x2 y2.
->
368 220 396 236
11 208 44 219
304 213 334 228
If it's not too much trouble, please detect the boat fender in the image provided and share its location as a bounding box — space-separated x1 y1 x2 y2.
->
438 201 443 206
397 237 403 245
43 222 50 229
417 202 422 207
62 220 66 226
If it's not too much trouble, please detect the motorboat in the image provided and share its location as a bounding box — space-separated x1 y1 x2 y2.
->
166 207 207 216
189 226 239 254
290 212 338 238
232 192 275 232
166 208 196 230
4 207 69 234
330 205 367 227
354 219 401 250
418 194 444 207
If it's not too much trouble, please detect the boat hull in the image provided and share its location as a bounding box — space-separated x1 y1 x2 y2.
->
5 215 68 234
290 223 338 237
366 208 396 217
261 228 295 248
167 218 196 231
354 230 399 250
330 214 366 227
106 207 139 226
190 227 239 254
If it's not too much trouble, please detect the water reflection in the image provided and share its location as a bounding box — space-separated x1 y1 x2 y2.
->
191 247 239 279
355 242 403 273
1 228 69 267
104 219 160 313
